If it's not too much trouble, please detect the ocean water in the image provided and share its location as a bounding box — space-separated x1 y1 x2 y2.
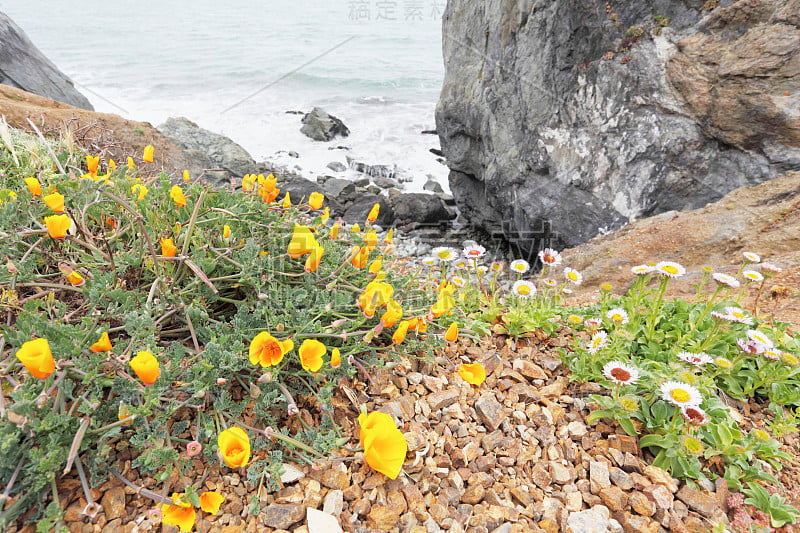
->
1 0 448 191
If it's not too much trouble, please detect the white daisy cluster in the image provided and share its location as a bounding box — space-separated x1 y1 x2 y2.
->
660 381 703 407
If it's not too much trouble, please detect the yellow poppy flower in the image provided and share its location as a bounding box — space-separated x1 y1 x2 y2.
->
308 192 324 210
331 347 341 367
161 495 196 532
24 177 42 196
222 225 231 240
90 332 113 353
384 228 393 244
351 246 370 269
44 214 71 239
183 170 190 183
143 145 155 163
129 350 160 385
131 183 148 200
241 174 255 191
351 223 361 234
392 320 410 345
66 270 85 287
170 185 186 207
299 339 326 372
86 155 100 174
108 159 117 171
281 192 292 209
363 230 378 251
368 257 383 275
358 412 407 479
366 203 380 223
249 332 294 367
320 206 330 223
161 238 178 258
305 245 324 273
199 491 225 515
287 224 318 258
43 191 65 213
126 156 136 169
15 338 55 379
445 322 458 342
329 222 340 239
457 362 486 386
218 427 250 468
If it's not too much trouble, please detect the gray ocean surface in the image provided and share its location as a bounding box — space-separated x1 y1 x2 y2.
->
1 0 447 189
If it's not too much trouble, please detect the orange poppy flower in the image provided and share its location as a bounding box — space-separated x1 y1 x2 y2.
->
358 412 407 479
161 493 196 532
15 338 55 379
305 245 324 273
331 347 341 367
380 300 403 328
90 332 113 353
24 177 42 196
222 225 231 239
143 145 155 163
281 192 292 209
218 427 250 468
199 492 225 514
298 339 326 372
392 320 410 344
249 332 294 367
445 322 458 342
161 238 178 258
86 155 100 174
44 214 71 239
351 246 369 269
457 362 486 386
43 191 65 213
366 203 380 223
170 185 186 207
308 191 324 210
66 270 85 287
129 350 160 385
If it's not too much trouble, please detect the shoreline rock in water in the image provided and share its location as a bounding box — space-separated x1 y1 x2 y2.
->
436 0 800 256
300 107 350 142
0 11 93 110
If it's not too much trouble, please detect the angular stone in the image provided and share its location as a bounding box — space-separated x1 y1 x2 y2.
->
262 503 305 529
280 463 305 484
462 484 486 505
100 486 126 521
539 377 567 397
539 518 560 533
567 421 588 438
428 389 460 410
475 394 506 431
512 359 548 380
608 435 638 455
644 484 674 511
367 505 401 530
550 462 574 484
323 490 344 516
532 465 552 489
676 485 720 518
599 486 628 513
483 430 506 451
589 461 611 494
509 487 532 507
609 467 634 491
643 465 678 493
629 492 656 517
319 469 350 490
566 507 611 533
307 508 343 533
508 383 541 403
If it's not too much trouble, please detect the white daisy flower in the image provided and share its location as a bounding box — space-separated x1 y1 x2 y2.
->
761 263 782 274
762 348 782 361
421 256 437 267
538 248 562 266
562 287 573 294
431 247 459 262
476 265 489 275
737 338 765 354
631 264 654 275
509 259 530 274
490 261 504 273
742 270 763 282
712 272 740 288
656 261 685 278
677 351 713 366
453 259 469 270
587 331 609 354
450 275 466 288
743 251 761 263
564 268 583 285
747 330 774 349
723 307 754 325
660 381 703 407
606 308 629 324
542 278 557 288
602 361 639 385
681 405 710 426
511 280 536 298
463 244 486 259
584 318 602 328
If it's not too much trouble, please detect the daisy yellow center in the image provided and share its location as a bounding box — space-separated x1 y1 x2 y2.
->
663 265 679 274
611 314 623 321
683 437 703 454
438 251 451 259
732 311 745 318
610 368 631 381
517 285 531 296
513 265 523 272
670 389 691 403
543 254 554 263
592 337 603 348
783 354 799 366
568 272 578 281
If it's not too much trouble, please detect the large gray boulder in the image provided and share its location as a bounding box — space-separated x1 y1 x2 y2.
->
0 11 93 110
301 107 350 142
436 0 800 256
158 117 263 187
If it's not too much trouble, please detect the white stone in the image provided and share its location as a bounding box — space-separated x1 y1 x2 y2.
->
279 463 305 484
307 508 343 533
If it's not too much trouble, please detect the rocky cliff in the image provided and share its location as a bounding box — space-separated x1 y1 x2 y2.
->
0 11 93 110
436 0 800 257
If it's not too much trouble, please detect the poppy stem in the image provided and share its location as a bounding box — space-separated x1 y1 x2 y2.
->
109 468 174 505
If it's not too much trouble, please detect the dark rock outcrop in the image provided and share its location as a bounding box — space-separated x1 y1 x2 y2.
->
392 193 455 225
436 0 800 256
343 195 395 227
0 12 93 110
158 117 265 187
301 107 350 142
